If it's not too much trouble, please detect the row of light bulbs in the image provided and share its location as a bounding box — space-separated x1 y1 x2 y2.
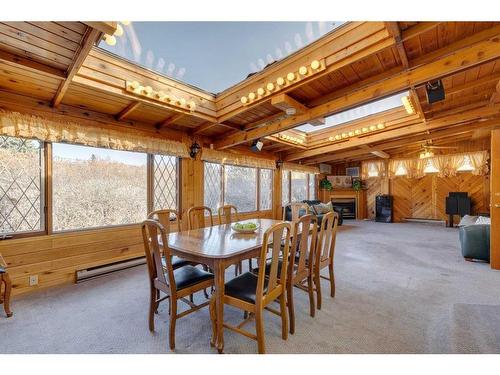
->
240 59 322 105
103 21 130 46
328 123 385 142
278 133 305 145
402 95 416 115
127 81 197 111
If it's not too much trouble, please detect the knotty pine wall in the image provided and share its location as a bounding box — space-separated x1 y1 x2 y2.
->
365 173 490 222
1 157 274 297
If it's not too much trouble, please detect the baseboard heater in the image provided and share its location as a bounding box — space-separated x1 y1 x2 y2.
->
76 256 146 283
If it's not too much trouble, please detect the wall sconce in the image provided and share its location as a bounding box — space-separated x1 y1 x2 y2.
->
276 160 283 169
189 142 201 158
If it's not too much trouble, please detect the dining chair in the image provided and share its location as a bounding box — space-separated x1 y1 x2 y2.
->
187 206 214 230
209 221 291 354
313 210 339 310
0 253 13 318
148 209 192 270
142 219 214 350
283 202 309 222
218 205 246 276
287 214 318 334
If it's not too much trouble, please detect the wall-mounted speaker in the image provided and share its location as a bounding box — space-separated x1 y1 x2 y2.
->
426 80 445 104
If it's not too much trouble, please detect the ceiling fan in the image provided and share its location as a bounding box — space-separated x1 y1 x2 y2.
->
414 142 457 159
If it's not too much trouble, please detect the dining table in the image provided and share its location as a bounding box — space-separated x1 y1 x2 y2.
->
167 218 292 353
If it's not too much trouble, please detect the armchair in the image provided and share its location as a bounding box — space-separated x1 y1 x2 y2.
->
302 200 343 226
459 224 490 262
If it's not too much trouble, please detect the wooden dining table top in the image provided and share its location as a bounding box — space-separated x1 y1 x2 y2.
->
167 218 284 259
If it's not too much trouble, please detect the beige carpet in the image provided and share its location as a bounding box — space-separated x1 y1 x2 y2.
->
1 220 500 354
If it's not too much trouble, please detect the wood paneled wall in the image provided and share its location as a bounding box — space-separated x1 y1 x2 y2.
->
0 156 272 297
365 173 490 222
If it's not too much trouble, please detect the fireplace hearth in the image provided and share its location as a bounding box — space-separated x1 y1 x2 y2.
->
331 198 356 219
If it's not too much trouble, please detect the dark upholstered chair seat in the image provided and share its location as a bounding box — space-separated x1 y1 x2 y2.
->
225 272 268 304
162 256 192 270
252 259 298 276
0 266 5 274
173 265 213 290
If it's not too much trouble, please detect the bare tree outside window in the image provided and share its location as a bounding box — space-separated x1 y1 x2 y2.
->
204 162 222 213
291 171 307 202
153 155 178 211
259 169 273 210
0 136 43 234
224 165 257 212
52 144 147 231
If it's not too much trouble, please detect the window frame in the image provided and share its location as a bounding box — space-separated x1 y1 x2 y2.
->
0 136 48 239
1 136 181 238
282 170 317 206
203 161 273 214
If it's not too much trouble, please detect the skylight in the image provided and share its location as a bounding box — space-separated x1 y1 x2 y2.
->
99 21 344 93
295 91 410 133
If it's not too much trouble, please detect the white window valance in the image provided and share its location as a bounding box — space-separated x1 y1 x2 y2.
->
201 147 276 169
387 151 489 179
282 162 320 174
361 160 387 179
0 110 190 158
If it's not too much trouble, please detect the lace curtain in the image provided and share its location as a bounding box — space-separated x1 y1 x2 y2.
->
388 151 488 179
201 147 276 169
361 160 386 179
0 110 190 158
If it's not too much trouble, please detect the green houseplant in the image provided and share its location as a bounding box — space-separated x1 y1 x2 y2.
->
319 177 333 191
352 179 363 191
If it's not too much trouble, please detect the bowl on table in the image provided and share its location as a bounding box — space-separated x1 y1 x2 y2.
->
231 222 260 234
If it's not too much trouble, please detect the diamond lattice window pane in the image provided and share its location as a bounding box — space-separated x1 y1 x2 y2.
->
224 165 257 213
153 155 178 211
259 169 273 210
204 162 222 213
0 136 43 234
282 170 290 206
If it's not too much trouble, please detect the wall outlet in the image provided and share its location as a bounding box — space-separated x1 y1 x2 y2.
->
29 274 38 286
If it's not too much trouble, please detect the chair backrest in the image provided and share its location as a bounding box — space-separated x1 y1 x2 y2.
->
256 222 291 304
316 211 339 264
289 214 318 279
283 202 309 222
141 219 177 293
187 206 214 230
218 205 238 224
0 253 6 269
147 209 181 233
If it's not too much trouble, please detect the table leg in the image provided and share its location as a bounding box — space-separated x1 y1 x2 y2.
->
214 260 225 353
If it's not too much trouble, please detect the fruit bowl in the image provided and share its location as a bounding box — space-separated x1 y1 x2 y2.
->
231 222 260 233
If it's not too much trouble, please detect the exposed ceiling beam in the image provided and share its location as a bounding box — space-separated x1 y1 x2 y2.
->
0 50 66 79
271 93 308 115
155 113 185 130
52 28 102 107
283 104 500 161
191 121 242 136
371 150 390 158
214 30 500 150
115 101 141 121
385 22 409 68
410 88 426 121
401 22 441 42
304 118 500 164
83 22 117 36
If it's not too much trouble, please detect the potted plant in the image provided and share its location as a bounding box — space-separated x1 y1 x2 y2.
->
319 176 333 191
352 178 363 191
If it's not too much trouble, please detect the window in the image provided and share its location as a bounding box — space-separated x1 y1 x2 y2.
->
152 155 178 211
395 165 407 176
203 162 273 213
282 170 317 205
204 162 222 213
457 155 475 172
291 171 307 202
423 159 439 174
224 165 257 212
259 169 273 210
0 136 44 235
52 144 147 231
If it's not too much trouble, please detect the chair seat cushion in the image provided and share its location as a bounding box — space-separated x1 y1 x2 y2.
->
225 272 267 304
174 265 213 290
0 266 5 274
162 256 191 270
253 258 299 277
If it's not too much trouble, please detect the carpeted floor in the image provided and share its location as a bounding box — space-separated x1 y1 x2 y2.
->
1 220 500 354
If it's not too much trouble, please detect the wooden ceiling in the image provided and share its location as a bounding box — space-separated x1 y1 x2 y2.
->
0 21 499 166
